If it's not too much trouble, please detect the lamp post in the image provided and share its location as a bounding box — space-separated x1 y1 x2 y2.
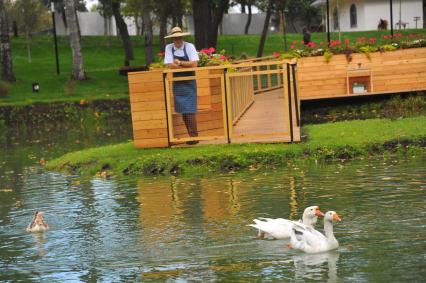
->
326 0 331 44
390 0 394 36
51 1 60 75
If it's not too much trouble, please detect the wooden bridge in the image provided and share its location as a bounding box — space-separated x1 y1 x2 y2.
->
128 47 426 148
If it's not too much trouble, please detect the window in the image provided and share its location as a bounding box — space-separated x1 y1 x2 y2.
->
333 8 339 30
350 4 357 28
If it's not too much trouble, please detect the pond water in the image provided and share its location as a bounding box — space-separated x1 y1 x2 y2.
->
1 150 425 281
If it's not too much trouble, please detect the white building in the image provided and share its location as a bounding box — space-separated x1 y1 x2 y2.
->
313 0 424 31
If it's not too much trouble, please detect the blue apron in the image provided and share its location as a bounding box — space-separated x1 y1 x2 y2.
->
172 44 197 114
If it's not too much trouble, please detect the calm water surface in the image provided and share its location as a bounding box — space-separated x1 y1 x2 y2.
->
1 156 425 282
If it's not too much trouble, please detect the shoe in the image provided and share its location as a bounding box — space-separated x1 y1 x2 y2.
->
186 140 199 145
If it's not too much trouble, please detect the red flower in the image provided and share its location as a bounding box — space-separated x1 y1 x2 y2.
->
208 47 216 53
368 38 376 44
344 39 350 45
383 35 389 39
307 42 316 48
290 44 296 49
219 55 226 61
157 52 165 57
320 41 324 45
396 33 402 37
272 52 280 58
292 41 298 45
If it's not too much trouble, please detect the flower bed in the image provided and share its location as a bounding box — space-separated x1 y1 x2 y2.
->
275 33 425 63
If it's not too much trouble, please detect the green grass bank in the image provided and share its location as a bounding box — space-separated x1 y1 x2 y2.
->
46 116 426 177
1 29 425 106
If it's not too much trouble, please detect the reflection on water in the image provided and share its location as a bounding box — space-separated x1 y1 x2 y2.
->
0 157 425 282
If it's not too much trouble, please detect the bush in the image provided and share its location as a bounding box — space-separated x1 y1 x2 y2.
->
0 81 9 97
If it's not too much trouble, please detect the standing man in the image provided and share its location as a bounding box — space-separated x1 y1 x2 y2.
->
164 27 199 145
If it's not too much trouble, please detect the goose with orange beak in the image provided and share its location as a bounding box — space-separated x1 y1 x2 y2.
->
26 211 49 232
289 211 341 253
249 206 324 239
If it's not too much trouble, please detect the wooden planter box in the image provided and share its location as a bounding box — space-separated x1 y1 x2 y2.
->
297 47 426 100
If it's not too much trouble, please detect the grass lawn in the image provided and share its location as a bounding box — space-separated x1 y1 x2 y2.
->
46 116 426 177
1 29 425 106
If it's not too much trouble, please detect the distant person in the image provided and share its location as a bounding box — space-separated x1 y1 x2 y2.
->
302 28 312 45
164 27 200 145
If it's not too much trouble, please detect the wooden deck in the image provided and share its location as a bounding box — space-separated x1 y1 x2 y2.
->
232 88 294 143
173 87 300 147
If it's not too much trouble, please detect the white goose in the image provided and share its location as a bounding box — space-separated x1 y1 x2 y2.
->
249 206 324 239
26 211 49 233
289 211 341 253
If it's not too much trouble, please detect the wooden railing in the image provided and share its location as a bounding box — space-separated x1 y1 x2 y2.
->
228 67 255 124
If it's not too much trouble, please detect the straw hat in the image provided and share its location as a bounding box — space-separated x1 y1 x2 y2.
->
164 27 190 39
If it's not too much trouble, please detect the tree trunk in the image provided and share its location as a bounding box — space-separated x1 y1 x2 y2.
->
257 0 273 58
141 0 154 65
112 1 134 66
244 4 252 34
159 14 167 51
172 0 183 27
193 0 210 49
134 16 141 35
64 0 86 80
209 0 229 48
240 0 247 13
0 0 15 82
12 21 18 37
103 15 108 35
26 34 32 63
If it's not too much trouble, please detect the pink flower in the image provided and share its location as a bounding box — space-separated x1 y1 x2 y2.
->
320 42 324 45
383 35 389 39
219 55 226 61
291 44 296 49
208 47 215 53
307 42 316 48
397 33 402 37
368 38 376 44
272 52 280 58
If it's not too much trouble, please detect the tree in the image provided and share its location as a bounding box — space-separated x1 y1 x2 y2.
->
8 0 50 63
192 0 230 49
99 0 134 66
64 0 87 80
111 1 134 66
141 0 154 65
257 0 274 57
234 0 256 34
122 0 142 35
0 0 15 81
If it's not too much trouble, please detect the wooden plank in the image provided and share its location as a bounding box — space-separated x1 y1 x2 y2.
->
128 71 163 84
134 128 168 139
133 119 167 130
129 81 164 93
131 110 166 121
129 91 164 103
134 138 168 148
131 101 166 111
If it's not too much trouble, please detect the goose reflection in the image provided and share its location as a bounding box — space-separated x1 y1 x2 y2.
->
31 232 47 257
292 251 339 282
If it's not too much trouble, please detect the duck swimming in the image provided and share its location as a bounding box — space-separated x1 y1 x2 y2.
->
26 211 49 232
249 206 324 239
289 211 341 253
